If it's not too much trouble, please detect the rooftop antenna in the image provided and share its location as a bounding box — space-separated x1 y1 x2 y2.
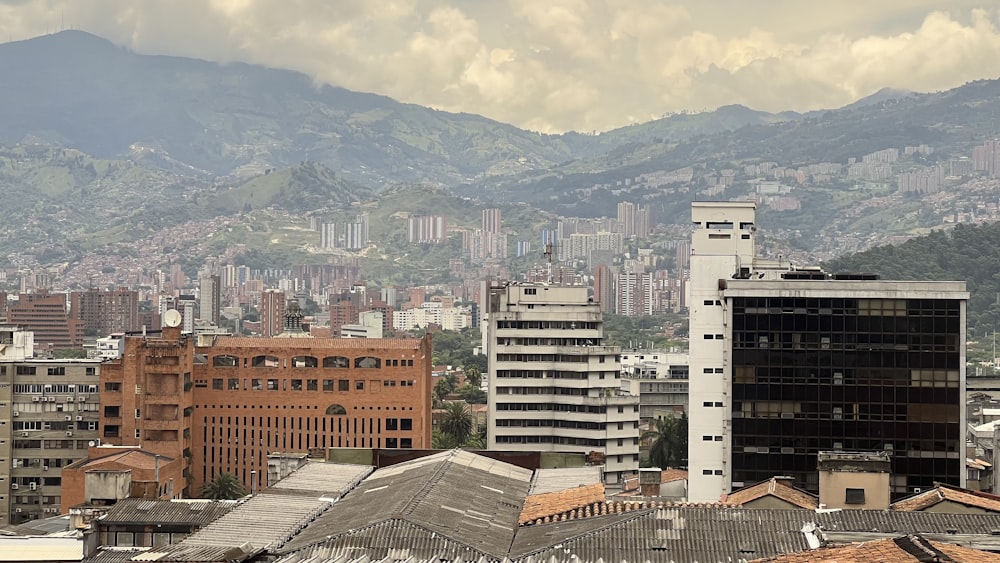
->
543 242 555 284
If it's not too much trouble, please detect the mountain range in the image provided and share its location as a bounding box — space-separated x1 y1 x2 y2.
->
4 30 1000 289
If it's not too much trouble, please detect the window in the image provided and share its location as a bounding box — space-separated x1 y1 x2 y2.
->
355 381 365 390
355 356 381 369
228 379 239 390
104 383 121 392
267 379 278 391
135 409 141 419
47 367 65 376
323 356 350 368
16 367 36 375
323 379 334 392
845 488 866 504
401 418 413 431
252 379 262 390
385 418 398 430
212 355 238 367
400 438 412 448
524 288 537 295
338 380 349 391
307 379 318 391
703 436 712 441
86 367 96 376
386 438 398 448
135 429 141 439
291 379 302 391
212 379 223 390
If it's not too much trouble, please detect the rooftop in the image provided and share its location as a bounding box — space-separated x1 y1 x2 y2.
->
520 483 607 525
99 499 235 527
724 478 819 510
891 483 1000 513
265 461 373 499
200 336 425 350
751 535 999 562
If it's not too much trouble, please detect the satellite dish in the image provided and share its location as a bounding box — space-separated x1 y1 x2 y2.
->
163 309 182 327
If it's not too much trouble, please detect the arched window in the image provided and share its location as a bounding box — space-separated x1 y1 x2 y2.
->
251 355 280 368
325 404 347 415
355 356 381 369
212 355 238 367
292 356 318 368
323 356 350 369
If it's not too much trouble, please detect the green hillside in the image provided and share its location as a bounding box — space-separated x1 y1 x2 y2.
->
822 222 1000 334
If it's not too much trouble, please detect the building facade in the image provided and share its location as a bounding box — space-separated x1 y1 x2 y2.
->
486 282 640 485
70 288 140 336
98 324 433 495
0 337 101 524
687 201 968 502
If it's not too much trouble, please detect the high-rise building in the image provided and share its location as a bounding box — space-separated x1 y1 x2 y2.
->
687 201 969 502
0 329 101 524
7 290 83 350
199 276 221 327
592 264 614 314
70 288 140 337
486 282 640 485
616 271 654 317
98 323 433 496
259 290 286 337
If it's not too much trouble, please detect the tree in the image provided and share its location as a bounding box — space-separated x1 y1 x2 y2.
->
434 377 456 403
457 384 487 404
439 401 474 446
201 472 247 500
642 414 688 469
463 365 482 388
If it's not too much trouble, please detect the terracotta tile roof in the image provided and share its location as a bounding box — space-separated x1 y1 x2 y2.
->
752 535 1000 562
520 499 735 526
891 483 1000 513
660 468 688 483
724 477 819 509
204 337 423 350
520 483 606 525
77 450 175 471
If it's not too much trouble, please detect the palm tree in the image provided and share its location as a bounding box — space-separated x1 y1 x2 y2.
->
440 401 474 446
201 472 247 500
642 414 688 469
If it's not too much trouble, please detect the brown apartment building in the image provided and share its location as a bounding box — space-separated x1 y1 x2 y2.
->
98 324 432 496
7 290 83 350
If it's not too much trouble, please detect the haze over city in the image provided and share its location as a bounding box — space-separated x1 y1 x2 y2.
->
2 1 1000 132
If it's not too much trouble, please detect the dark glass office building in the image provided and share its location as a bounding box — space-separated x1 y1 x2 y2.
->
725 279 968 498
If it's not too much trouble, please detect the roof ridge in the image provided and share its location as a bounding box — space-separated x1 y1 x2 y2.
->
512 508 656 559
398 448 459 517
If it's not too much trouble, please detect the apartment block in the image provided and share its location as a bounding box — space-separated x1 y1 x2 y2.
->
0 331 101 524
486 282 640 485
98 322 433 496
687 201 968 502
70 288 140 336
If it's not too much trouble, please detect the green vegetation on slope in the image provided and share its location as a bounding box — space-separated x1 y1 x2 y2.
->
822 222 1000 334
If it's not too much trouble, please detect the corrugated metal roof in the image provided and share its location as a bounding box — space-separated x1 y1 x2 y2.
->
512 507 1000 563
176 493 330 551
0 514 71 536
268 463 374 498
131 543 260 562
100 498 236 526
279 450 533 558
529 467 603 495
83 547 149 563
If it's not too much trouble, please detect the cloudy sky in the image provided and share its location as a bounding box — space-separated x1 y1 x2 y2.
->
2 1 1000 133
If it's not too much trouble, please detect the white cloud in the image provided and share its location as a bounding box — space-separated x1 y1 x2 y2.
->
0 1 998 132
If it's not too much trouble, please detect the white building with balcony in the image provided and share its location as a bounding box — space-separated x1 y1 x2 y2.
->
485 282 640 485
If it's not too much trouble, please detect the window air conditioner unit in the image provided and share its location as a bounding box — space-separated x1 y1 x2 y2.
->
32 459 39 464
11 484 18 490
75 416 82 421
913 487 922 493
77 397 85 402
66 431 73 437
14 508 20 513
31 397 39 402
29 483 37 491
42 466 48 471
12 412 18 417
64 415 71 421
21 432 28 437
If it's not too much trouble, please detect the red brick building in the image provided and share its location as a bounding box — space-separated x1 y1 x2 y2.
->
7 290 83 350
98 326 432 496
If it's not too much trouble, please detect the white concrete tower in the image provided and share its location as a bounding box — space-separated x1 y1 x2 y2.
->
688 201 757 502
